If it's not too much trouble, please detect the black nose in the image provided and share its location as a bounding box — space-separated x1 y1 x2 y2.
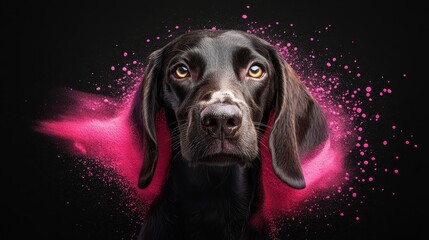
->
200 103 242 138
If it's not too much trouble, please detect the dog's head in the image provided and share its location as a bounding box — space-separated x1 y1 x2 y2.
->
132 30 328 189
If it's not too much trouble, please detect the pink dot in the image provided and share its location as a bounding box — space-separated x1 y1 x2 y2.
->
110 66 115 71
146 39 150 42
375 114 380 119
332 57 337 62
133 60 137 64
242 14 248 19
366 87 372 92
357 136 362 141
352 192 357 197
246 5 250 8
156 36 160 40
290 23 294 27
356 108 362 113
363 143 369 148
340 213 344 217
358 127 363 132
293 47 298 51
122 67 127 71
211 27 217 30
387 89 392 93
360 151 365 156
357 73 361 77
275 21 279 25
344 65 349 70
326 62 331 67
356 217 360 221
96 87 100 91
371 157 376 161
362 113 366 118
127 70 132 75
364 160 368 165
403 73 407 77
366 93 370 97
123 52 128 57
175 25 180 29
392 125 396 129
394 169 399 174
405 140 410 144
369 177 373 182
383 141 388 145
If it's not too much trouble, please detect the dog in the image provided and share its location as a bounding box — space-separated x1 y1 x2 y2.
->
131 29 328 240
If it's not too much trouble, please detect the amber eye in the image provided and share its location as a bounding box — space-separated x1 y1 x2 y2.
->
248 65 264 78
174 65 190 79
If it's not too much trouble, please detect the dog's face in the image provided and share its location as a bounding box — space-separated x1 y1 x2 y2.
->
162 31 274 166
132 30 328 189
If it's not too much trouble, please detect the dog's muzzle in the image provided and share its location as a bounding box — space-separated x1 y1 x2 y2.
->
200 103 242 139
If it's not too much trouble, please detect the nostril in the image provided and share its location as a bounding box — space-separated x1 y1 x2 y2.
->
202 117 217 127
226 117 240 127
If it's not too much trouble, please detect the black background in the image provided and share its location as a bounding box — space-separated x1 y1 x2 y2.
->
5 1 425 239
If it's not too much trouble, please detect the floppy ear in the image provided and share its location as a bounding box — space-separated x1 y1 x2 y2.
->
131 49 163 189
268 49 328 189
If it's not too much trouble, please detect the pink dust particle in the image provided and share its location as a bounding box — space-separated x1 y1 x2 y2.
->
366 86 372 92
403 73 407 77
357 73 361 77
387 89 392 93
310 37 314 41
394 169 399 174
290 23 294 27
275 21 279 25
127 71 132 75
379 92 384 96
242 14 248 19
358 127 363 132
146 39 150 43
414 144 418 148
384 168 388 172
392 125 396 129
362 113 366 118
369 177 373 182
357 136 362 141
110 66 115 71
365 93 370 97
395 156 399 159
175 25 180 29
383 141 388 145
375 114 380 119
363 143 369 148
344 65 349 70
352 193 357 197
286 43 291 47
356 217 360 221
96 87 100 91
326 62 332 67
332 57 337 62
360 151 365 156
371 157 376 161
246 5 250 8
122 67 127 71
405 140 410 144
293 47 298 51
123 52 128 57
363 161 368 165
356 108 362 113
156 36 160 40
340 213 344 217
133 61 137 64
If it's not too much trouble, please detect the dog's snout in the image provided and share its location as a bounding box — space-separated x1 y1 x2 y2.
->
200 103 242 138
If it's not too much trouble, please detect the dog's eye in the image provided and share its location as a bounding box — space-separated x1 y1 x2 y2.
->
174 65 190 79
247 65 264 78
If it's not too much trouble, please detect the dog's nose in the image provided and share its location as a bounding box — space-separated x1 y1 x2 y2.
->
200 103 242 138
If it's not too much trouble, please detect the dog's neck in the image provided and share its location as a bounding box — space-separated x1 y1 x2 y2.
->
163 155 260 239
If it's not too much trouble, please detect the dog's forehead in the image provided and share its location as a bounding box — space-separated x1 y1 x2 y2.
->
196 31 252 53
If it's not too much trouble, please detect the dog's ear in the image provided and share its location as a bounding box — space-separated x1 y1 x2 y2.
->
268 48 328 189
131 49 163 189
